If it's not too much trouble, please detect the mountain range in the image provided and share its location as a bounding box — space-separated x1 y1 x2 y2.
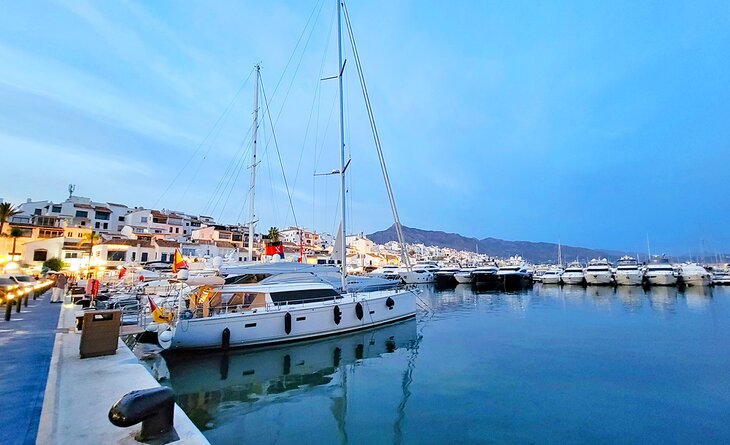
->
367 224 623 263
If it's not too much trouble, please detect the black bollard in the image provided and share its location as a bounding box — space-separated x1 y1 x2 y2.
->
5 298 12 321
16 294 22 313
23 293 29 307
109 387 178 444
33 290 39 300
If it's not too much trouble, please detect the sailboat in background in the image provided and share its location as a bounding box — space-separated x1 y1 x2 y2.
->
157 0 417 351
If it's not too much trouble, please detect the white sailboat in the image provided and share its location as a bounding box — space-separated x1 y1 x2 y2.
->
158 1 416 350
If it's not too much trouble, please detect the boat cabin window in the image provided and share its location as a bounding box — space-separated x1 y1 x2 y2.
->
270 288 340 304
224 274 271 285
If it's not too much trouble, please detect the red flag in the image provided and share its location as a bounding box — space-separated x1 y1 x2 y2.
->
118 267 127 279
147 295 158 312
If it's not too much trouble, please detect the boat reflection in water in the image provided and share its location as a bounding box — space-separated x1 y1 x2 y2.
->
162 318 419 437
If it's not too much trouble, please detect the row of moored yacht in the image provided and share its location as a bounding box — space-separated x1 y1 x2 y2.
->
538 256 725 287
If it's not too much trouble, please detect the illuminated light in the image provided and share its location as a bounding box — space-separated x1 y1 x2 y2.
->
7 293 14 299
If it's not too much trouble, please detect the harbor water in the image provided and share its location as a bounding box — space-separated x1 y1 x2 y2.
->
158 284 730 444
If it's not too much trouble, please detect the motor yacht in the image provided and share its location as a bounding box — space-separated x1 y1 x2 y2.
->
679 263 711 286
584 258 614 286
561 262 586 285
496 262 532 290
367 265 402 281
398 261 438 284
472 265 499 288
434 267 461 287
712 269 730 285
540 268 563 285
454 268 475 284
614 256 643 286
644 256 677 286
157 282 416 350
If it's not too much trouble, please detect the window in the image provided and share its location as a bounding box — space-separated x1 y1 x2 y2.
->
80 221 86 226
118 216 125 222
169 227 173 233
175 227 179 234
107 251 126 261
183 230 187 235
182 248 196 256
161 253 168 262
117 226 124 231
141 217 148 223
269 289 340 304
33 250 48 261
51 205 61 213
64 252 79 259
95 222 100 229
95 212 110 220
75 210 88 218
103 223 108 229
77 232 82 238
34 209 42 215
141 252 148 262
131 252 136 262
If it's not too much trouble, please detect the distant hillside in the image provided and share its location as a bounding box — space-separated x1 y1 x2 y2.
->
367 224 623 263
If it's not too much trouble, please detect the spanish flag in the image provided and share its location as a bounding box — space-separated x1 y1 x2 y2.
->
172 249 188 273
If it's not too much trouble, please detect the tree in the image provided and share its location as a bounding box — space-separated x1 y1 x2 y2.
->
267 227 280 243
77 231 101 273
0 202 21 236
9 227 23 261
43 257 65 272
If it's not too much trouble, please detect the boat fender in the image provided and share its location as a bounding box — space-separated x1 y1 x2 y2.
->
222 327 230 350
386 297 395 309
284 312 292 335
355 302 364 320
180 310 193 320
333 305 342 325
158 329 173 350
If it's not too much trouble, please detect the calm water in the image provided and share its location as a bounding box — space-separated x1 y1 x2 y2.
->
160 284 730 444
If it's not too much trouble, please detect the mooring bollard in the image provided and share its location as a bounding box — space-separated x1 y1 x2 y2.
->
108 387 178 444
5 297 13 321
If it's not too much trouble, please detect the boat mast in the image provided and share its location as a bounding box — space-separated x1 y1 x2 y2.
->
337 0 347 291
247 64 260 262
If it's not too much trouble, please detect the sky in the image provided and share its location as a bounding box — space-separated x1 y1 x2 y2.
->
0 0 729 256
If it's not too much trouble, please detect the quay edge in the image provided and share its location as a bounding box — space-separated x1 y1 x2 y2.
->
36 303 209 445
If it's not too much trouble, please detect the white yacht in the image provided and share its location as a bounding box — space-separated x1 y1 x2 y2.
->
712 269 730 285
614 256 643 286
540 268 563 285
679 263 711 286
398 261 438 284
158 282 416 350
434 266 461 286
584 258 614 286
644 256 678 286
561 262 586 285
367 265 402 281
454 268 475 284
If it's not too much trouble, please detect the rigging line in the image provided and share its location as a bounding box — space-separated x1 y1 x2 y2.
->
202 130 253 216
154 67 255 208
260 76 299 228
288 8 335 223
342 2 410 268
201 122 254 216
262 116 280 226
209 138 252 218
216 141 252 224
270 0 324 101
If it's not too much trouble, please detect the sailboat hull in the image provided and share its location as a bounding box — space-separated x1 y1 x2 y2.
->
164 290 417 350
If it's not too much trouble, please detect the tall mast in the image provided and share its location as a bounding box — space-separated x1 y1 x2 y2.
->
558 240 562 267
247 64 260 262
337 0 347 291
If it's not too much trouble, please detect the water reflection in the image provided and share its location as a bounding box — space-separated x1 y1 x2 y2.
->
615 286 645 311
646 286 679 314
163 319 418 435
685 286 713 311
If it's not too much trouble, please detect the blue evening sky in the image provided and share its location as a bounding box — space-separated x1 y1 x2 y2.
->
0 0 728 256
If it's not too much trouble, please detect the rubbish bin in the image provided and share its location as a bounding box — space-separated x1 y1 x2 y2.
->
79 309 122 359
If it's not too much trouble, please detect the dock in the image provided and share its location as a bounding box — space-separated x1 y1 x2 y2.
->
35 301 209 445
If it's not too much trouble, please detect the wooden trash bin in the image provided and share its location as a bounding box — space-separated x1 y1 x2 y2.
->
79 309 122 359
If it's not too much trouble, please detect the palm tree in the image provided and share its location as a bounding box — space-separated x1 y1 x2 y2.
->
0 202 21 236
78 231 101 275
9 227 23 261
267 227 280 243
